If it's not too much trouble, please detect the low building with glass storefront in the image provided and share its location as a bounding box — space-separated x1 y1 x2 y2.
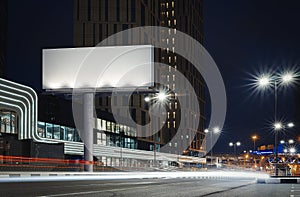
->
0 78 205 168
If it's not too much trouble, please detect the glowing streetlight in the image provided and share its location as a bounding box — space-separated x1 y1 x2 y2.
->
206 127 221 165
229 141 241 162
157 92 167 101
251 135 258 150
281 72 295 84
253 71 298 175
274 122 282 130
258 75 271 87
144 97 150 102
288 122 295 128
289 147 296 154
288 139 294 144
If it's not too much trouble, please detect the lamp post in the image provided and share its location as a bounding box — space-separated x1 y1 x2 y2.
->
251 135 258 168
251 135 258 150
229 141 241 164
256 71 296 175
145 91 169 168
205 127 221 165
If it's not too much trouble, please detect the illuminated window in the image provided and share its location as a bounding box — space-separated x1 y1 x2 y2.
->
168 20 171 26
172 10 174 17
166 38 169 44
169 56 171 63
169 102 172 109
172 83 175 90
172 1 174 8
175 102 178 109
173 74 175 81
173 121 176 128
167 75 170 82
167 112 170 119
167 121 170 128
173 112 176 118
174 19 177 26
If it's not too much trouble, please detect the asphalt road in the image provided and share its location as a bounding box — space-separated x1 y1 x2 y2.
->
0 177 297 197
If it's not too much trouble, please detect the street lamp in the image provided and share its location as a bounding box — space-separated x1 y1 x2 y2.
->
251 135 258 150
144 91 170 167
289 147 296 154
205 127 221 165
229 141 241 163
255 71 297 176
288 139 294 144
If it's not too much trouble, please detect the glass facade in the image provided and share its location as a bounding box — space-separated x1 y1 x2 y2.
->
95 118 138 149
37 121 81 142
0 110 17 134
38 118 137 149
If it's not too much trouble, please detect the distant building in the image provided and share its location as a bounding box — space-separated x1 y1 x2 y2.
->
258 144 274 151
0 0 7 77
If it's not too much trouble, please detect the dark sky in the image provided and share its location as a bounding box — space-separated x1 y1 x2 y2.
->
6 0 300 154
204 0 300 153
7 0 73 89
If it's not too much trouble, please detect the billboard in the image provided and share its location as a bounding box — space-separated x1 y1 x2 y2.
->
42 45 154 90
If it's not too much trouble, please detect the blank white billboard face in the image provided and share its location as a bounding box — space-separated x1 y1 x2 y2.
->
42 45 154 90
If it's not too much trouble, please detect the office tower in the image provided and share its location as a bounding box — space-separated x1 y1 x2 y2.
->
74 0 205 160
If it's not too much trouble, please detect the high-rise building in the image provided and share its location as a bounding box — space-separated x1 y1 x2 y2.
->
73 0 205 162
0 0 8 77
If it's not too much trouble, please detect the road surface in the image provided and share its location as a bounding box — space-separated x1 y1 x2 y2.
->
0 177 297 197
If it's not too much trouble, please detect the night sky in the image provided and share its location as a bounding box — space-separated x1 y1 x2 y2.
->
6 0 300 154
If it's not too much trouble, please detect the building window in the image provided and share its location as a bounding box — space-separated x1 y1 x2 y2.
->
37 122 45 138
53 124 61 140
141 3 145 26
87 0 91 21
46 123 53 139
131 0 136 22
105 0 108 21
116 0 120 21
99 24 103 42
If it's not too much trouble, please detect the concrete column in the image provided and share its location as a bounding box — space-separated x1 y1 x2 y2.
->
83 92 94 172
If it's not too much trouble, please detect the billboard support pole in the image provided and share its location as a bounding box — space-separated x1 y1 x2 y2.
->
83 92 94 172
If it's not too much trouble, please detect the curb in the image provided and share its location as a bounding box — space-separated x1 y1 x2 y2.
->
257 178 300 184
